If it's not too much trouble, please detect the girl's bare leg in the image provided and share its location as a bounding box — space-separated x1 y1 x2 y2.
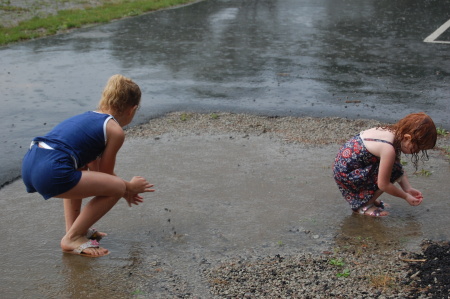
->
370 189 384 206
61 195 120 255
58 171 126 256
64 198 81 233
64 198 107 239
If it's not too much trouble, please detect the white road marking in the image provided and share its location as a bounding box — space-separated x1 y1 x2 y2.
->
424 19 450 44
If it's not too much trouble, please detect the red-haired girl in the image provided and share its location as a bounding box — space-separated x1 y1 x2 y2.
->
333 113 437 217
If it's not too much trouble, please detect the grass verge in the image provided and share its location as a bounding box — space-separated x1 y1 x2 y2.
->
0 0 196 46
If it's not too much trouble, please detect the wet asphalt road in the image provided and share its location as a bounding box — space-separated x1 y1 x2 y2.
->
1 0 449 187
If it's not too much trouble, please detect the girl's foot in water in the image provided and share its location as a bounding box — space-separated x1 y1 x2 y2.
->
355 204 389 217
374 200 389 210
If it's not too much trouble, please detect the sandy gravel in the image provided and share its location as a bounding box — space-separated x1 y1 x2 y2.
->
126 112 385 145
127 111 450 150
125 112 450 298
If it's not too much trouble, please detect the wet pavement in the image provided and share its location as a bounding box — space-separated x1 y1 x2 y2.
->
1 0 450 187
1 0 450 297
1 134 449 298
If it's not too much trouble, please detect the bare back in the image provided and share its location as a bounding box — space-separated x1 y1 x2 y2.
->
360 127 395 158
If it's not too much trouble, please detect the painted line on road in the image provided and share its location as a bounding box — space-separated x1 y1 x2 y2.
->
424 19 450 44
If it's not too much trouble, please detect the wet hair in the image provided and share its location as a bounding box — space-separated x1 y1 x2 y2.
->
97 74 141 115
384 112 437 169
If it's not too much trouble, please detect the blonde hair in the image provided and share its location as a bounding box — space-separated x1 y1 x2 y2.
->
98 74 141 114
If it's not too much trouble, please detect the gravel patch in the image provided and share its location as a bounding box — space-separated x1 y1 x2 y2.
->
202 241 450 299
204 251 408 298
126 112 385 145
127 112 450 298
127 111 450 150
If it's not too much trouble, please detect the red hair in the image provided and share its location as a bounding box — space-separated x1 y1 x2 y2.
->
385 112 437 168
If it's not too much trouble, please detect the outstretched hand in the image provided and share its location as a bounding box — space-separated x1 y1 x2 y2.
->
124 192 144 207
129 176 155 193
125 176 155 207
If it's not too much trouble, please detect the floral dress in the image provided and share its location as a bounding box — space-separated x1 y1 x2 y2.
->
333 134 404 210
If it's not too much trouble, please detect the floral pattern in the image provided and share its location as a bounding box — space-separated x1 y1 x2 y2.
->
333 134 403 210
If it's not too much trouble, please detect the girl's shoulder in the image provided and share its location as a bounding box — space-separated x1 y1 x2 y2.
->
361 127 394 141
106 118 125 138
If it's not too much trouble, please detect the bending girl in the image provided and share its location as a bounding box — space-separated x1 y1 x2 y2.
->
22 74 154 257
333 112 437 217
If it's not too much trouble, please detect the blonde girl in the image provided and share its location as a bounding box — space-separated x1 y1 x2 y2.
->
22 74 154 257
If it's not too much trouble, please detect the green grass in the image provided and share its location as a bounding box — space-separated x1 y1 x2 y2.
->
437 127 448 136
329 258 351 278
179 112 192 121
329 258 345 267
0 0 196 45
414 168 432 177
336 268 350 278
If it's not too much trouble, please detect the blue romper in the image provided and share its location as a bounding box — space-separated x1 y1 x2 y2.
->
333 134 404 210
22 111 115 199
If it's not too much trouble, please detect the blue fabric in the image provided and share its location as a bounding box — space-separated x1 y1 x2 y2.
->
22 144 82 199
22 111 115 199
32 111 114 169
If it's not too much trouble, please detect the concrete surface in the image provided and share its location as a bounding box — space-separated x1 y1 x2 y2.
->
1 133 449 297
1 0 450 187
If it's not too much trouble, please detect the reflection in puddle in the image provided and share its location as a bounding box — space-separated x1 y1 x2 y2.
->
336 214 423 251
58 242 148 298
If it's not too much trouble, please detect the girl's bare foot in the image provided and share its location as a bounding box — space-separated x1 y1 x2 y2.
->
61 235 109 257
355 204 389 217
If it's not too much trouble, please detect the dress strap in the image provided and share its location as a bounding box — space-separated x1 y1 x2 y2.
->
363 138 394 146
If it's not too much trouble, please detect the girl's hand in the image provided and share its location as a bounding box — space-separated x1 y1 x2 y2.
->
405 193 423 206
406 188 423 199
123 176 155 207
129 176 155 194
124 192 144 207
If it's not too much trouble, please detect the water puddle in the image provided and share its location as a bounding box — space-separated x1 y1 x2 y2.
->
1 135 449 297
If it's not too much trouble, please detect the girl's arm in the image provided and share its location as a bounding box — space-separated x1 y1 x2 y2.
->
99 119 154 204
98 119 125 175
397 173 423 205
377 145 422 206
377 145 408 199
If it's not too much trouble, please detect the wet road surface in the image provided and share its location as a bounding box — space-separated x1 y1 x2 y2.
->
1 135 449 297
1 1 450 296
1 0 450 187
